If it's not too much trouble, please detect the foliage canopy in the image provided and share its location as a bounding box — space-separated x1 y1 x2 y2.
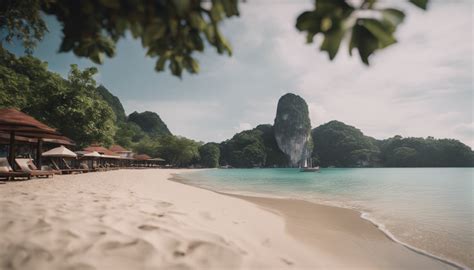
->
1 0 428 77
0 49 116 148
199 142 220 168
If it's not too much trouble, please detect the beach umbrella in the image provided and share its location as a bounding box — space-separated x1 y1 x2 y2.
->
148 158 165 161
82 151 101 158
42 145 77 158
83 144 120 156
134 154 151 160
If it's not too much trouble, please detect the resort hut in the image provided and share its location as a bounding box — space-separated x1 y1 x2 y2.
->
110 145 133 158
148 158 165 167
42 145 77 171
76 151 101 170
109 145 134 167
42 145 77 158
83 144 121 168
134 154 151 167
0 108 73 170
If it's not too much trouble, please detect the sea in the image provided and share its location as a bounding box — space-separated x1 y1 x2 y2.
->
179 168 473 269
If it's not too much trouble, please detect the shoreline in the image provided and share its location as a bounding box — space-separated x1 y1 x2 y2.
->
172 172 468 270
0 169 468 269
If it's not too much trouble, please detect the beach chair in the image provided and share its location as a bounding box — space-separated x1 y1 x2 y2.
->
62 158 88 173
41 165 61 175
15 158 54 178
49 159 80 174
79 162 92 172
0 158 31 180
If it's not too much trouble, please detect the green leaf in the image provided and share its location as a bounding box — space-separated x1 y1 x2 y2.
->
169 19 179 37
172 0 191 17
321 17 332 32
296 11 320 32
155 52 171 71
409 0 428 10
59 38 74 52
360 19 396 48
169 58 182 77
320 27 345 60
204 24 216 43
183 56 199 73
210 2 224 21
90 50 104 64
142 23 166 46
130 23 142 38
189 12 206 30
215 29 232 55
382 8 406 26
99 0 120 9
221 0 239 17
349 23 379 65
189 31 204 51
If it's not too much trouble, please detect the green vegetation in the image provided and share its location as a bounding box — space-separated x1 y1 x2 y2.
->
158 136 200 167
0 48 116 148
128 111 171 137
1 0 428 76
199 143 221 168
0 48 204 167
312 121 379 167
96 85 127 122
220 125 288 168
311 121 473 167
379 136 474 167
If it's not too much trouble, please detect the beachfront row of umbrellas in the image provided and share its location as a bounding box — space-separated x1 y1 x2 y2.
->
0 108 165 179
41 145 165 167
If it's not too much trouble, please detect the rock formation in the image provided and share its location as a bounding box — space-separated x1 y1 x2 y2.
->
273 93 313 167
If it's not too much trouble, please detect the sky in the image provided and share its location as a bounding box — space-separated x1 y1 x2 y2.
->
7 0 474 147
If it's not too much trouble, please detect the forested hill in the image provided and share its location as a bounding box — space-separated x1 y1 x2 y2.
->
219 120 474 168
310 121 473 167
0 48 172 149
95 86 171 138
128 111 171 137
96 85 126 122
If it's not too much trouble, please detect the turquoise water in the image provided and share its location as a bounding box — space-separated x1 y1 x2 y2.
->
180 168 473 268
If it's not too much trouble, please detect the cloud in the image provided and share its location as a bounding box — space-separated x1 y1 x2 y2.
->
235 122 253 133
20 0 473 148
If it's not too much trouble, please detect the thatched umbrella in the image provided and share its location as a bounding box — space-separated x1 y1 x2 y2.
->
82 151 101 158
83 144 121 167
0 108 73 168
42 145 77 158
134 154 151 167
42 145 77 170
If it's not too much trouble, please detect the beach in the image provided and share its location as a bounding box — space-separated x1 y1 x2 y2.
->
0 169 459 270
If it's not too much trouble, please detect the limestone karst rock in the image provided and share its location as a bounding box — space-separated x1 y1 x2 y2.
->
273 93 313 167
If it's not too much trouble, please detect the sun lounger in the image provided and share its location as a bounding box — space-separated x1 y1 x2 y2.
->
40 165 61 175
15 158 54 178
63 158 89 173
0 158 31 180
50 159 82 174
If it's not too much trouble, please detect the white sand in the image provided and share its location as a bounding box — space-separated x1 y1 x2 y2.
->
0 169 459 270
0 169 320 270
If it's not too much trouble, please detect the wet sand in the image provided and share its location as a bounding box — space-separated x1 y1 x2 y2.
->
233 195 462 270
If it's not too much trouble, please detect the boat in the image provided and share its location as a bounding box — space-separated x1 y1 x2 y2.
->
299 158 320 172
300 166 320 172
